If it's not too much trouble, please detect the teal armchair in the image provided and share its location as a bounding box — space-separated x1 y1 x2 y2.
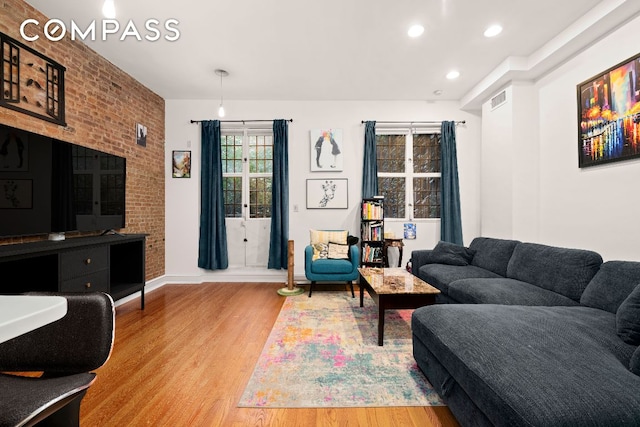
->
304 244 360 297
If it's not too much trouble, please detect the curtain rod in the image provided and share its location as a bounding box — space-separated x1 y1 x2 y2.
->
190 119 293 124
361 120 465 125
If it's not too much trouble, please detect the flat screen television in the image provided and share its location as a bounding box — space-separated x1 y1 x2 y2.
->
0 122 126 238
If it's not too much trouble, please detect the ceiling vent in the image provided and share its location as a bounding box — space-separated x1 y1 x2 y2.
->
490 90 507 110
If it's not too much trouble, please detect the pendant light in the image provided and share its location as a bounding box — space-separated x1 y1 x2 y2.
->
215 69 228 118
102 0 116 18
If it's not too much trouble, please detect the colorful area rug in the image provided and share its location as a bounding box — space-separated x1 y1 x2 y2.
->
238 291 445 408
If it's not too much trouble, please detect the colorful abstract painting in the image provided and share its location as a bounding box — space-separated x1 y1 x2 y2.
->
577 52 640 167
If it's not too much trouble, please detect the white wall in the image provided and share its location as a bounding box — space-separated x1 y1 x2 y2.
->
481 83 540 241
165 100 481 282
481 14 640 261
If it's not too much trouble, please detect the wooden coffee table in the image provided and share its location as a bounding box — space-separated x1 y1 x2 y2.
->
358 267 440 346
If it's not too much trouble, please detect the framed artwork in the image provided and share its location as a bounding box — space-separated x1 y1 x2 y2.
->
0 179 32 209
306 178 348 209
172 150 191 178
310 128 343 171
0 32 66 126
577 52 640 168
403 223 416 240
136 123 147 147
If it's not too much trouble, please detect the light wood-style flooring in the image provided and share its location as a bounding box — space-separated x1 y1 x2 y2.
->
81 283 459 426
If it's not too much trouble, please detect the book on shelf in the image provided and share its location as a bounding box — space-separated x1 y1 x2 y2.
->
362 245 382 263
362 201 383 220
362 221 383 241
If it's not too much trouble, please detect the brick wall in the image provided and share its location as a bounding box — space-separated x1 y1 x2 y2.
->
0 0 165 280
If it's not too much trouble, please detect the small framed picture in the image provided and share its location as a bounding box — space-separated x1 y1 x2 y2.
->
306 178 348 209
136 123 147 147
172 150 191 178
404 223 416 240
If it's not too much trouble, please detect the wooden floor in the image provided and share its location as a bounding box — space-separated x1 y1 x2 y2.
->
81 283 459 426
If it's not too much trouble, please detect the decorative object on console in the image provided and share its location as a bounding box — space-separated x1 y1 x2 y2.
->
306 178 348 209
577 51 640 168
310 128 343 171
0 32 66 126
172 150 191 178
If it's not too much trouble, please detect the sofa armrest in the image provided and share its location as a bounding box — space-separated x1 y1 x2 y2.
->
410 249 434 276
0 292 115 375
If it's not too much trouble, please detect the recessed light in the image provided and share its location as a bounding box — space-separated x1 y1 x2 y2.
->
408 25 424 38
433 89 443 96
484 24 502 38
446 70 460 80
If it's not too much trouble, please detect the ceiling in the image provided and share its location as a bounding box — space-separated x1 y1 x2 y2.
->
22 0 640 110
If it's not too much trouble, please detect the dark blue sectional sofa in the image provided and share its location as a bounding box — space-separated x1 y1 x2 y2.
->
410 237 640 426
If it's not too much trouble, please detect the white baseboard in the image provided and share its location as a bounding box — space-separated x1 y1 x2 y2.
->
114 270 311 307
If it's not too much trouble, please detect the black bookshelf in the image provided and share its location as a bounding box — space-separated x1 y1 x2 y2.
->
360 197 384 267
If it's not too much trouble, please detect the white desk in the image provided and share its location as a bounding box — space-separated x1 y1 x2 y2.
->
0 295 68 344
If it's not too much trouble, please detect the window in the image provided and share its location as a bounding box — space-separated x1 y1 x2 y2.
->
376 130 441 219
221 130 273 219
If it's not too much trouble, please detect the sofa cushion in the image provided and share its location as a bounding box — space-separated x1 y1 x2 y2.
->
310 229 348 245
581 261 640 313
310 258 354 274
468 237 520 277
631 346 640 376
327 242 349 259
617 284 640 345
412 305 640 426
311 242 329 260
506 243 602 302
417 264 502 296
429 241 475 266
449 278 580 306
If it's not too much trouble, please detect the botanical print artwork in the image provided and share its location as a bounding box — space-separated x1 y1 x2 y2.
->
310 129 343 171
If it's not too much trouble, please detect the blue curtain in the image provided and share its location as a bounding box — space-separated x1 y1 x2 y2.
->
440 121 463 245
362 121 378 198
198 120 229 269
268 119 289 269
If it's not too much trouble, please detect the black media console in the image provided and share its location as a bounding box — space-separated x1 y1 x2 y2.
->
0 234 146 309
